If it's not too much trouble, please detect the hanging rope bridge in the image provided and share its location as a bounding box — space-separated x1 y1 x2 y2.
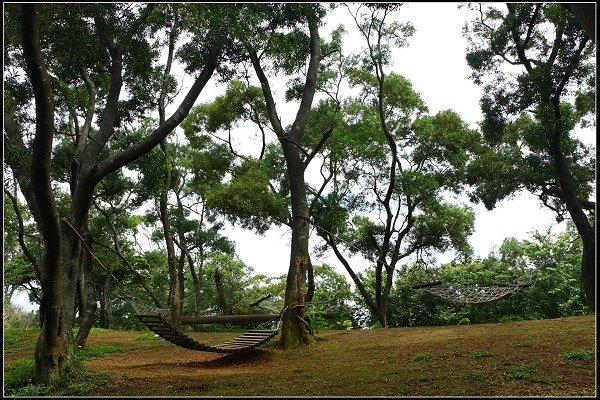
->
411 281 533 304
62 218 281 353
135 313 280 353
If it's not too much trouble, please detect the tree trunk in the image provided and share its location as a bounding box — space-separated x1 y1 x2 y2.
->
279 142 315 348
548 100 596 311
9 3 227 384
75 229 96 348
246 11 322 348
159 193 181 327
103 277 113 329
214 267 231 315
190 253 202 316
157 141 181 326
19 4 75 384
561 3 596 43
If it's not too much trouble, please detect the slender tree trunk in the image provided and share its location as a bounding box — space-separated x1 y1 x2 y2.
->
158 190 181 326
75 229 96 348
158 14 181 326
214 267 231 315
191 249 204 316
103 277 113 329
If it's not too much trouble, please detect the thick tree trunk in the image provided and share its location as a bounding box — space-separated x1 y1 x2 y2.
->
561 3 596 43
245 10 322 349
548 101 596 311
19 4 75 384
10 3 226 385
279 143 314 348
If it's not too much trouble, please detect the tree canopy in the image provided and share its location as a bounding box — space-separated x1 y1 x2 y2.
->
3 3 595 385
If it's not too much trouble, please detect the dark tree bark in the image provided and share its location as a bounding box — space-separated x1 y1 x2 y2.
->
548 99 596 311
158 11 181 327
506 3 595 310
214 267 231 315
6 3 231 383
75 230 96 348
561 3 596 43
19 4 70 383
247 12 322 348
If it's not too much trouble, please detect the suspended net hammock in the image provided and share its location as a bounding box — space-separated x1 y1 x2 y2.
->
411 281 532 304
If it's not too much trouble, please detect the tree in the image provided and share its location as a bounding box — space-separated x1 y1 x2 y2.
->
311 4 476 327
463 3 596 310
3 189 42 305
239 4 331 348
3 3 234 383
561 3 596 43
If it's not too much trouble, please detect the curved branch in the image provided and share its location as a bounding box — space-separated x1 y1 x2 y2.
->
20 4 62 283
4 188 41 277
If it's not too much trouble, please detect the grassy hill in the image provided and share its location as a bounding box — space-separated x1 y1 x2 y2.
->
4 315 595 396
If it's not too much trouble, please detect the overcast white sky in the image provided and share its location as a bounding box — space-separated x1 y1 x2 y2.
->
11 3 595 310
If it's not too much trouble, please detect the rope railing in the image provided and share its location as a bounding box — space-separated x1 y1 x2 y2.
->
412 282 532 304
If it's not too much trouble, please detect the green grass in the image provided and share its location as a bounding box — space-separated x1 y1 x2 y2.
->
563 348 594 362
505 362 539 380
3 327 39 354
4 358 37 394
467 350 489 360
412 352 431 361
3 315 595 397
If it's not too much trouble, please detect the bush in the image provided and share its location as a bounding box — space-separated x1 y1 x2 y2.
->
458 317 471 325
3 300 38 328
498 315 524 323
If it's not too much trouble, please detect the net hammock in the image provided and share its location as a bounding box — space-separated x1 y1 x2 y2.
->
412 281 532 304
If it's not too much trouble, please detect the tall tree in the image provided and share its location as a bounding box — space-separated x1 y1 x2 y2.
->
240 4 333 347
310 4 476 327
462 3 596 310
3 3 234 383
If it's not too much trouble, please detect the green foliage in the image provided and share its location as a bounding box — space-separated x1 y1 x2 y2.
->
206 159 289 233
3 300 38 329
382 223 589 327
563 349 594 362
413 352 431 362
310 264 356 329
505 363 539 381
498 315 524 323
467 351 489 360
3 358 41 395
198 253 255 315
458 317 471 325
341 320 354 330
463 3 596 221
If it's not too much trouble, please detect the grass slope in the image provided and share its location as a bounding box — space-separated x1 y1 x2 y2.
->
4 315 596 396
